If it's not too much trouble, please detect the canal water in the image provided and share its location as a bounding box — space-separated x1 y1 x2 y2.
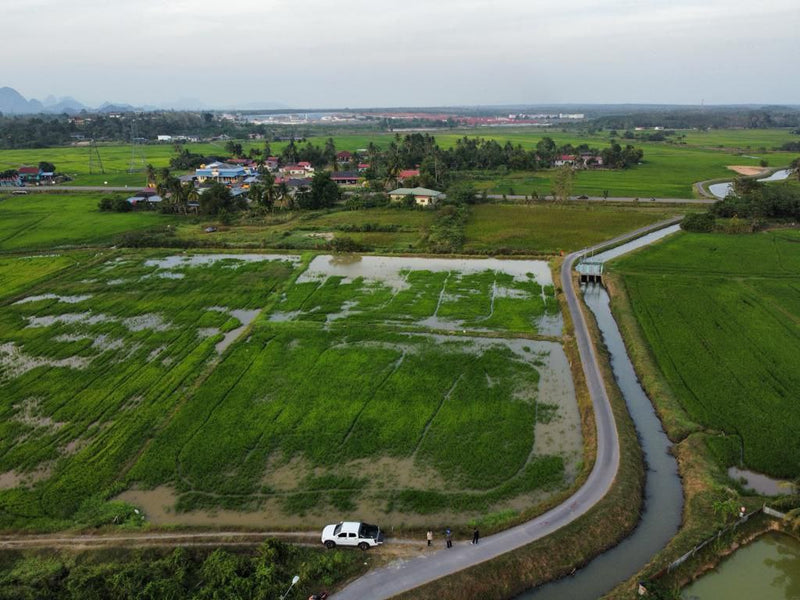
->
709 168 793 199
517 228 684 599
682 532 800 600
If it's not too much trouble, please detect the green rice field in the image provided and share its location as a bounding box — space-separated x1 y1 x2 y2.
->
611 230 800 478
0 250 581 530
0 193 174 252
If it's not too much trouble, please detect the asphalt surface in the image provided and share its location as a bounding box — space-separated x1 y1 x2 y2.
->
6 186 711 204
331 219 683 600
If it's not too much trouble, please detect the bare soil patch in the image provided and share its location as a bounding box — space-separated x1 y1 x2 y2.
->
726 165 768 176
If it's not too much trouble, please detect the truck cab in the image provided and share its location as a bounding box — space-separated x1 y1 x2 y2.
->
321 521 384 550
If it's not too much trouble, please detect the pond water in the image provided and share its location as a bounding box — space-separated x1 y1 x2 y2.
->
709 169 793 199
728 467 796 497
682 532 800 600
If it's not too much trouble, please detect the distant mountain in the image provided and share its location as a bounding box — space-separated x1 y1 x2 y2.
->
43 95 86 113
0 86 45 114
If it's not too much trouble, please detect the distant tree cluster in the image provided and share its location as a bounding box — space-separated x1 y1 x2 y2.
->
682 172 800 232
593 107 800 131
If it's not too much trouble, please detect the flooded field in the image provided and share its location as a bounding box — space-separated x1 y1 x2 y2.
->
0 250 580 530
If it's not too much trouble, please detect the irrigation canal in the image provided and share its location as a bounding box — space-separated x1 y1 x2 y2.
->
518 231 684 598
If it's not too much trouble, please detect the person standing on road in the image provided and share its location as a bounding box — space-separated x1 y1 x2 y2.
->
426 529 433 547
471 527 479 545
445 528 452 548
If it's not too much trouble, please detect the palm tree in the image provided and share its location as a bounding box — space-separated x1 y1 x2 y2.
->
145 164 156 188
790 157 800 182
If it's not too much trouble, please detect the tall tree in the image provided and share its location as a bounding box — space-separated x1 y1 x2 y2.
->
552 165 575 203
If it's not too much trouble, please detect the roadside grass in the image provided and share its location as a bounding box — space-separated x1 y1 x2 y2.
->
463 204 686 254
0 193 175 252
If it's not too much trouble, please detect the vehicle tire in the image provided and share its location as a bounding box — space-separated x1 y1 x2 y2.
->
359 542 369 551
324 541 336 549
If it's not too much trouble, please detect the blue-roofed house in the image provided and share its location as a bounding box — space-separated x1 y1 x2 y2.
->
195 162 247 185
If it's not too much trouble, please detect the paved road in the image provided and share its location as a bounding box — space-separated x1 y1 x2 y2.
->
5 186 711 204
485 194 712 204
4 185 149 193
331 219 681 600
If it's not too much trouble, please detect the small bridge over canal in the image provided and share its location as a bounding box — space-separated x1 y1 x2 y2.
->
576 259 604 283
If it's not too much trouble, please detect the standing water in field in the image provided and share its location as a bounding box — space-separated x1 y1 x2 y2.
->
518 231 684 600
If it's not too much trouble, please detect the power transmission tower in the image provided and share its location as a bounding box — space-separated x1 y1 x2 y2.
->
88 140 105 174
128 120 147 173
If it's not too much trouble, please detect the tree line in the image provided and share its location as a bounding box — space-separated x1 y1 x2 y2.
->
682 162 800 232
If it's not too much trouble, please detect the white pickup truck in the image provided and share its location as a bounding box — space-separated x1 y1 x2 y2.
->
321 521 384 550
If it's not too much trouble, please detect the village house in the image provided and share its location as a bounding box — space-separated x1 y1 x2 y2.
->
331 171 360 185
397 169 420 183
554 155 577 167
195 162 248 185
279 162 315 177
336 150 353 163
17 166 41 183
388 187 444 207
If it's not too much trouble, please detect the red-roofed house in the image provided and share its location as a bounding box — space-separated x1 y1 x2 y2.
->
554 155 577 167
279 163 315 177
397 169 420 182
336 151 353 162
18 166 40 183
357 163 370 172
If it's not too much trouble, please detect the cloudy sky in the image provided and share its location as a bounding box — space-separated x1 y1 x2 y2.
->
5 0 799 108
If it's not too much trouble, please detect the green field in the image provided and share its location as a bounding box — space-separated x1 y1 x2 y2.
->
0 193 174 252
611 230 800 478
1 128 797 196
463 204 683 254
0 250 580 530
0 193 685 256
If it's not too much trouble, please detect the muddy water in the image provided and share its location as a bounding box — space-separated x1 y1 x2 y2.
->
144 253 301 270
682 532 800 600
298 255 555 291
728 467 796 497
297 255 562 334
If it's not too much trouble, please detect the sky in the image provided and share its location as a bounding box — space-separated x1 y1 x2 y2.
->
4 0 799 109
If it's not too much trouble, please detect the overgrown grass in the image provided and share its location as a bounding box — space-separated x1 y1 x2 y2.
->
0 193 175 252
464 204 685 254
